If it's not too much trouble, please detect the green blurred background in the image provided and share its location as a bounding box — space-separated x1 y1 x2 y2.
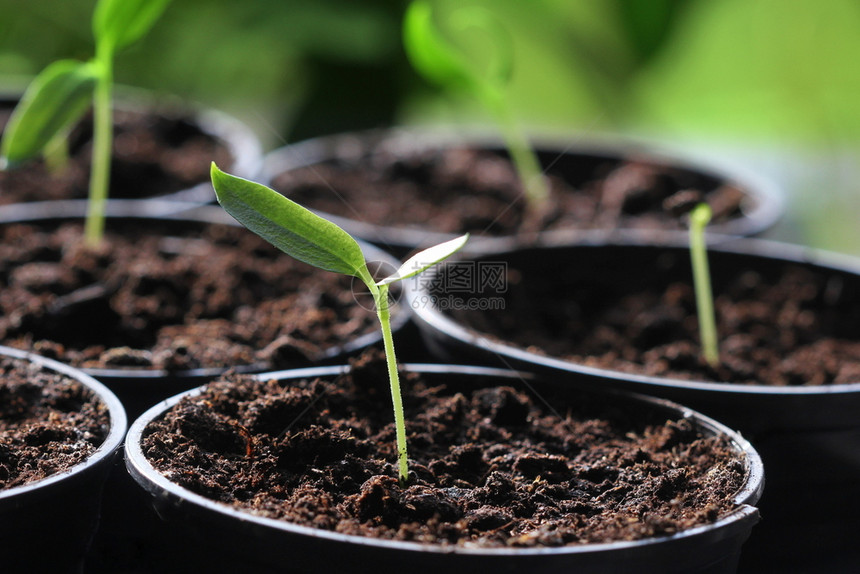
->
1 0 858 254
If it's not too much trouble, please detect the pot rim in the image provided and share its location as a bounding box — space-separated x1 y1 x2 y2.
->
125 362 763 558
0 200 409 380
407 233 860 396
139 92 262 204
260 127 783 253
0 345 127 502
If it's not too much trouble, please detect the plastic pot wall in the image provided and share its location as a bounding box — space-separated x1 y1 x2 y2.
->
125 364 763 574
407 236 860 573
0 346 126 574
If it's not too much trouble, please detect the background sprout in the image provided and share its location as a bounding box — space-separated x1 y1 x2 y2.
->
0 0 172 247
403 0 549 210
211 163 468 486
689 203 719 366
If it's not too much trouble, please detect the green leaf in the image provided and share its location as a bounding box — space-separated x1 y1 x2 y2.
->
377 234 469 286
403 0 475 92
93 0 172 52
403 1 512 99
1 59 99 167
450 7 513 89
211 164 372 281
403 1 545 207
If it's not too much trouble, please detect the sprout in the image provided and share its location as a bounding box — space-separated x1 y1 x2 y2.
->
0 0 172 246
403 0 549 209
211 163 468 485
689 203 719 366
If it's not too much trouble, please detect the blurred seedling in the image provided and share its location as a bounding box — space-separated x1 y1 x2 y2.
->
689 203 719 366
403 0 549 211
0 0 172 246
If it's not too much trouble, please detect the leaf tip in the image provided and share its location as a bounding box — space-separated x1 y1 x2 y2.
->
210 162 231 202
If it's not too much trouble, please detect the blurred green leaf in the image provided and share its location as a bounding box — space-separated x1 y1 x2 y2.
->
1 59 98 166
403 1 476 93
93 0 172 51
404 1 514 102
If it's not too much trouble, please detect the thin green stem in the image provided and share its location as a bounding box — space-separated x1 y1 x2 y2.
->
84 47 113 247
374 283 409 486
485 90 548 208
690 204 719 366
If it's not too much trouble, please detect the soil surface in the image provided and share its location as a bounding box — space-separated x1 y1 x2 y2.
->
0 220 378 371
270 144 748 237
141 353 746 547
442 246 860 386
0 106 233 203
0 354 110 490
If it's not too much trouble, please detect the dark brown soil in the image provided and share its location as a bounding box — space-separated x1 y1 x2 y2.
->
441 246 860 386
0 106 233 203
140 353 746 547
270 144 747 236
0 219 377 371
0 354 110 489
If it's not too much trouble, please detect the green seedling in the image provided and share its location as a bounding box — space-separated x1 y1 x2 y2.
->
211 163 468 486
689 203 719 366
0 0 172 246
403 0 549 209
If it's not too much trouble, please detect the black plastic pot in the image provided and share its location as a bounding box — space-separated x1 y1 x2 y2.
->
125 363 763 574
406 235 860 573
0 91 262 208
260 129 783 256
0 345 126 574
0 200 410 419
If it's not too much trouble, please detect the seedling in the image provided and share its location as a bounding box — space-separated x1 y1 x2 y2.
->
0 0 172 246
689 203 719 366
403 0 549 209
210 163 468 485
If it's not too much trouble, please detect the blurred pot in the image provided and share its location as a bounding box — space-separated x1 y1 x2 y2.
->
0 91 262 208
260 129 782 256
0 345 126 574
